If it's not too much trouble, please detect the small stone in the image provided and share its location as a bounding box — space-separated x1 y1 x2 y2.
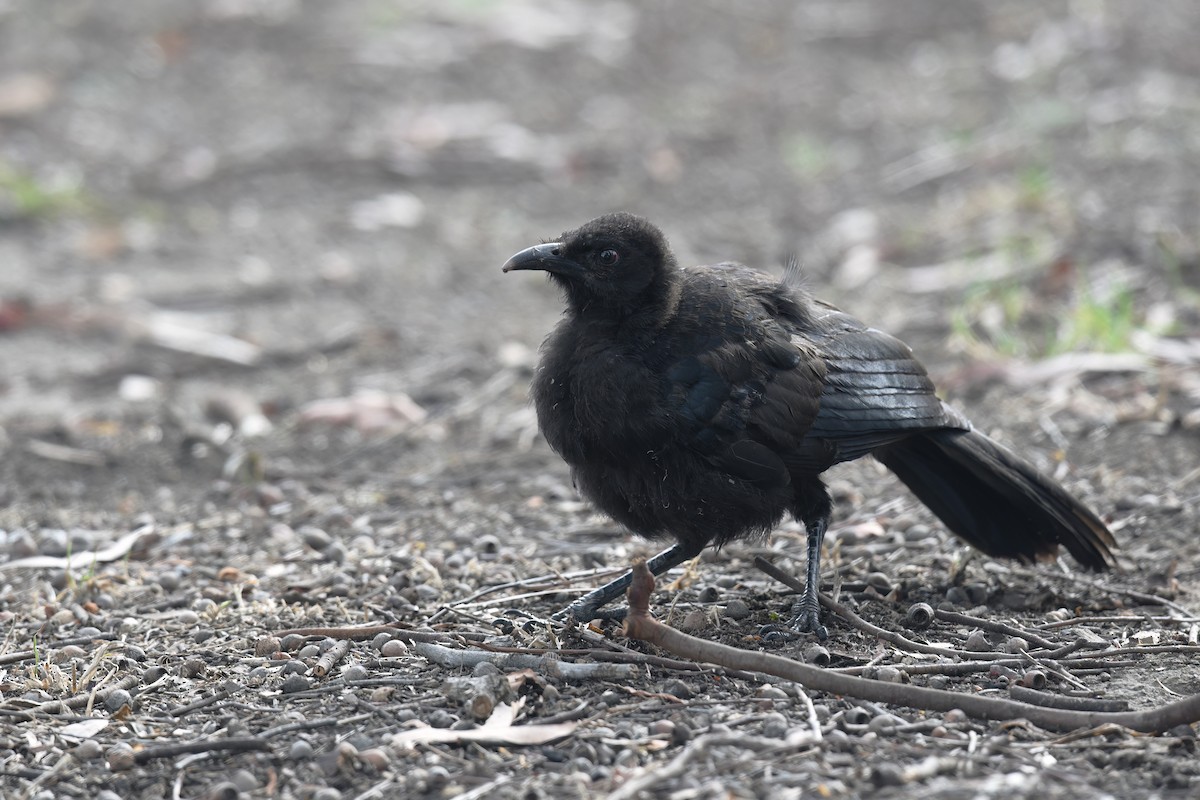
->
723 599 751 620
662 679 693 699
866 572 892 594
945 586 969 606
873 762 905 786
679 608 710 632
142 666 168 684
342 664 369 681
904 523 932 541
875 666 903 684
179 658 206 678
289 740 314 760
648 719 675 737
359 748 390 770
964 630 990 652
73 739 103 760
104 689 133 713
254 637 281 657
281 674 311 693
1002 636 1029 653
279 634 306 651
281 660 308 675
428 709 457 728
868 713 905 734
761 712 789 738
106 742 136 771
299 526 332 550
231 769 258 792
380 639 408 657
698 586 720 603
53 645 87 663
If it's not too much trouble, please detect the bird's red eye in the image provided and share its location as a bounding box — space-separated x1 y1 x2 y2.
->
598 249 619 265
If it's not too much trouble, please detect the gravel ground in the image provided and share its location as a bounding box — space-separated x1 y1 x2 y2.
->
2 2 1200 798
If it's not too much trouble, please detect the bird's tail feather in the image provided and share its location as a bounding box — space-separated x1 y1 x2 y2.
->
874 429 1116 570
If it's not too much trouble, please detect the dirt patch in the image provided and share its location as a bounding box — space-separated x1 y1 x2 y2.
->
1 1 1199 798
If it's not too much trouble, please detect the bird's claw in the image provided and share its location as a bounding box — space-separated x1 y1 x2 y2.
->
790 606 828 642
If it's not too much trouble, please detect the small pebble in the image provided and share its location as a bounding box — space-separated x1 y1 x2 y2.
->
1002 636 1029 653
156 572 182 591
428 710 457 728
473 661 500 676
73 739 103 760
875 666 903 684
297 644 321 660
370 632 392 650
866 572 892 594
231 769 258 792
873 762 904 786
945 586 969 606
359 748 390 770
203 781 239 800
868 713 905 734
53 645 87 663
106 742 136 771
964 583 989 605
698 586 720 603
281 674 311 693
679 609 709 632
254 636 281 657
142 665 168 684
761 712 789 738
299 526 332 550
964 630 990 652
179 658 206 679
380 639 408 657
649 719 675 737
104 689 133 713
723 599 751 620
281 660 308 676
289 740 314 760
904 523 932 541
279 634 306 652
322 541 347 564
662 679 693 699
342 664 369 681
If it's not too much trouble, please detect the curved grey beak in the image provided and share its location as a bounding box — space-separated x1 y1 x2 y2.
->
502 242 579 276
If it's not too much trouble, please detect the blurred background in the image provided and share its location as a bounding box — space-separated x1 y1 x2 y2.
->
3 3 1200 797
1 0 1198 557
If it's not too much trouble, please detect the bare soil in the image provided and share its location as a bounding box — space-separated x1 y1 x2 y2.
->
2 1 1200 798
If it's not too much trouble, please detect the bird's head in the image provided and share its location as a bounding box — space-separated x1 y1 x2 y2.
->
502 213 677 316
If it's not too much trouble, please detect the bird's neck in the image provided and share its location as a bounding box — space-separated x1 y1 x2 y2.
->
570 273 681 342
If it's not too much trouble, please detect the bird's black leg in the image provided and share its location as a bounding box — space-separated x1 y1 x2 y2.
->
790 491 832 640
554 542 699 622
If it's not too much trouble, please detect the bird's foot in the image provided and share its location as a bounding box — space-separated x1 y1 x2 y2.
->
789 603 828 642
553 599 628 624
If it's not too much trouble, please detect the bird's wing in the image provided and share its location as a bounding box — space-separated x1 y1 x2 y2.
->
660 273 826 486
794 305 967 466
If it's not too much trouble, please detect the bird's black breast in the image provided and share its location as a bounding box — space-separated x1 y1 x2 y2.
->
531 266 827 548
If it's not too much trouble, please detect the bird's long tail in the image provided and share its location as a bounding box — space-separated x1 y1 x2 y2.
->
873 429 1116 570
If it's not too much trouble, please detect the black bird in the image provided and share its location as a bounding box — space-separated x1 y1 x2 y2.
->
503 213 1116 638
